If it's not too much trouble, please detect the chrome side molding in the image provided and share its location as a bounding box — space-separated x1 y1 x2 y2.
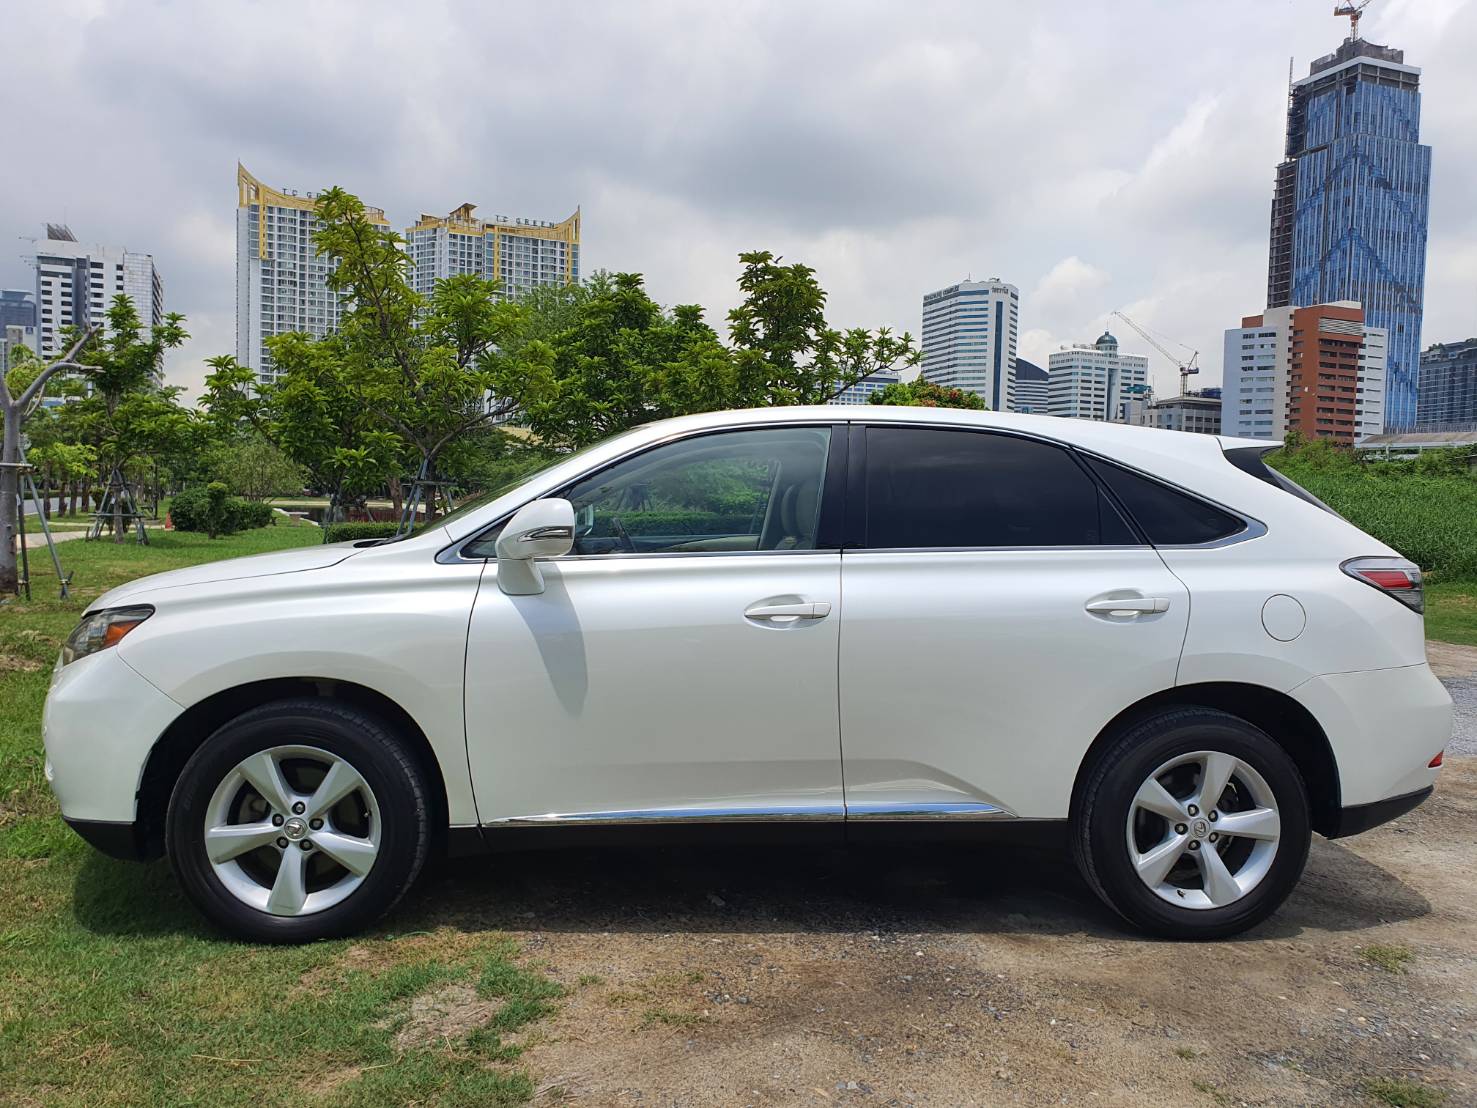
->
483 801 1011 827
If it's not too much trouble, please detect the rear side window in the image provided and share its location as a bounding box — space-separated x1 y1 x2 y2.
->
1084 456 1245 546
861 427 1137 548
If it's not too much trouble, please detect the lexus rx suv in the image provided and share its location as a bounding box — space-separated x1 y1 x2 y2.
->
43 407 1452 942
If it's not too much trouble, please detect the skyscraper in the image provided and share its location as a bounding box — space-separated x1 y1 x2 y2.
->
1222 302 1386 444
32 226 163 363
404 203 580 298
1047 331 1148 423
920 278 1017 411
1266 33 1431 430
1416 339 1477 429
236 164 390 384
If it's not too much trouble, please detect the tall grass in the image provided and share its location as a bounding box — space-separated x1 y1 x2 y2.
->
1269 442 1477 581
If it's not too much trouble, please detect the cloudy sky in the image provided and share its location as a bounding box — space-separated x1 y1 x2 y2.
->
3 0 1474 401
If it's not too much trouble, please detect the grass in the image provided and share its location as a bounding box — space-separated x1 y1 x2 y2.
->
1426 581 1477 648
1359 943 1414 974
1365 1076 1450 1107
0 520 562 1106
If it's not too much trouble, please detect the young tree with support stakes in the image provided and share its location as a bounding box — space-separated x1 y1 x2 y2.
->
1 327 96 593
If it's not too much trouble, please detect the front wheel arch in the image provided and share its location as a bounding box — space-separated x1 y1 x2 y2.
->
1070 683 1341 837
136 678 449 860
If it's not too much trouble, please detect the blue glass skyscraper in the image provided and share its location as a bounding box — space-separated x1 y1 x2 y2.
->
1266 37 1431 431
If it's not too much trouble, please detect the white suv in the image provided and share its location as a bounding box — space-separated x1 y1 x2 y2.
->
43 407 1452 942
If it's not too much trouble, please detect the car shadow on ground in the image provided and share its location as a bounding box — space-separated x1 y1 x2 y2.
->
72 833 1431 945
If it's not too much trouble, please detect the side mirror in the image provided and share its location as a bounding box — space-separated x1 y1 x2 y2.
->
495 498 575 596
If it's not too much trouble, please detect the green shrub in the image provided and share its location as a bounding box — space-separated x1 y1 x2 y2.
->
322 521 402 544
170 486 277 538
1269 450 1477 580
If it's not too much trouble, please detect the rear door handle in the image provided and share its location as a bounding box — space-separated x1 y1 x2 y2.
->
745 600 832 623
1085 597 1170 617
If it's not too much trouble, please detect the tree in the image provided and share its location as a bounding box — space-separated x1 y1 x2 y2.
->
728 250 920 404
213 433 305 501
868 378 988 410
1 327 96 592
497 272 740 449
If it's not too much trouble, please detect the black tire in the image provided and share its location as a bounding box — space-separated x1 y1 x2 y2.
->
165 698 432 943
1072 707 1311 940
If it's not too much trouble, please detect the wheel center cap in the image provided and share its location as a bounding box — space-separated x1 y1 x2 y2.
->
283 816 308 841
1192 818 1209 838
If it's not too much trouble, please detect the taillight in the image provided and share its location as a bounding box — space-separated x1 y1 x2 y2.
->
1341 557 1424 613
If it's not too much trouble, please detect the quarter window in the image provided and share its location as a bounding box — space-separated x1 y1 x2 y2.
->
558 426 833 555
861 427 1135 548
1083 457 1245 545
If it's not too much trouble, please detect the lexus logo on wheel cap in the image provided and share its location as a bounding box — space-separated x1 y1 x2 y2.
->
1192 818 1209 838
283 817 308 840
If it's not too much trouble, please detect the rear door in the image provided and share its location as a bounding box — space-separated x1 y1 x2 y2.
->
837 423 1190 821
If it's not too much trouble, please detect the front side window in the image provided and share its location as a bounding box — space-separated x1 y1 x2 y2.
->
556 426 833 555
861 426 1135 548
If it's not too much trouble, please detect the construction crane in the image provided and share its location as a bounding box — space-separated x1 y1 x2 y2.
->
1109 311 1200 397
1334 0 1373 41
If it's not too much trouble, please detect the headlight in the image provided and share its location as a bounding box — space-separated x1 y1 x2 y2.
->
61 606 154 666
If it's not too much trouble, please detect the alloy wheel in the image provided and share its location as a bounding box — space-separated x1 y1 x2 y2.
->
202 745 381 917
1125 749 1282 910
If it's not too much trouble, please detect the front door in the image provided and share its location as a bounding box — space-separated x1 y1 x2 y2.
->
838 423 1191 821
464 424 845 824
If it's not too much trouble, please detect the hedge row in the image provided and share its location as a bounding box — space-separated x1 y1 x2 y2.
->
170 488 276 536
323 522 403 544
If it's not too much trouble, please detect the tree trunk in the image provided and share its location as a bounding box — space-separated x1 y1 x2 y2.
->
389 475 403 520
0 405 22 595
112 468 125 543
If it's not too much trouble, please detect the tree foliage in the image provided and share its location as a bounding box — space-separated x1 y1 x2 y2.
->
868 378 988 410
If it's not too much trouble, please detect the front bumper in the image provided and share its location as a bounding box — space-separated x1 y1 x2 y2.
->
1326 785 1433 840
43 648 182 825
63 816 157 860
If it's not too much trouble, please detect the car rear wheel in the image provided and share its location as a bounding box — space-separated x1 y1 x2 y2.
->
165 699 431 943
1072 707 1311 939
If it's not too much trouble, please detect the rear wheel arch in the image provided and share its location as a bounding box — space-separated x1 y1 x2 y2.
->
1070 683 1341 837
137 678 449 859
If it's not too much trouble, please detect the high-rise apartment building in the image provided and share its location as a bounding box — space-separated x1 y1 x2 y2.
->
828 366 900 406
236 164 390 384
404 203 580 298
1011 357 1050 414
1266 35 1430 430
33 226 163 362
1 291 38 373
1223 302 1386 444
920 278 1017 411
1047 331 1148 422
1416 339 1477 429
237 165 582 385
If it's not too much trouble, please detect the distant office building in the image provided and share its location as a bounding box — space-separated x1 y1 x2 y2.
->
33 226 163 362
1131 392 1223 435
404 203 580 298
1047 331 1148 423
1223 302 1386 444
1415 339 1477 429
830 366 900 406
1267 35 1430 430
1011 357 1050 414
920 278 1018 411
236 164 391 384
1 291 37 371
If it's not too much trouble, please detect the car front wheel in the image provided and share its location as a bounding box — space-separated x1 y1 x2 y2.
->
1073 707 1312 939
165 699 432 943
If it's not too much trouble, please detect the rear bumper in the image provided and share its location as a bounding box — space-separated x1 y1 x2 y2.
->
1325 785 1433 840
63 817 157 861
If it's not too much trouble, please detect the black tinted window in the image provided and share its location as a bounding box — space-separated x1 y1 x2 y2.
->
1084 456 1245 545
862 427 1135 548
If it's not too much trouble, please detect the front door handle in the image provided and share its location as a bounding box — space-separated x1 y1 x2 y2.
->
744 600 832 623
1085 596 1170 617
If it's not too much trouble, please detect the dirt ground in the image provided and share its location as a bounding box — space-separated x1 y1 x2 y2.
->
402 745 1476 1106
